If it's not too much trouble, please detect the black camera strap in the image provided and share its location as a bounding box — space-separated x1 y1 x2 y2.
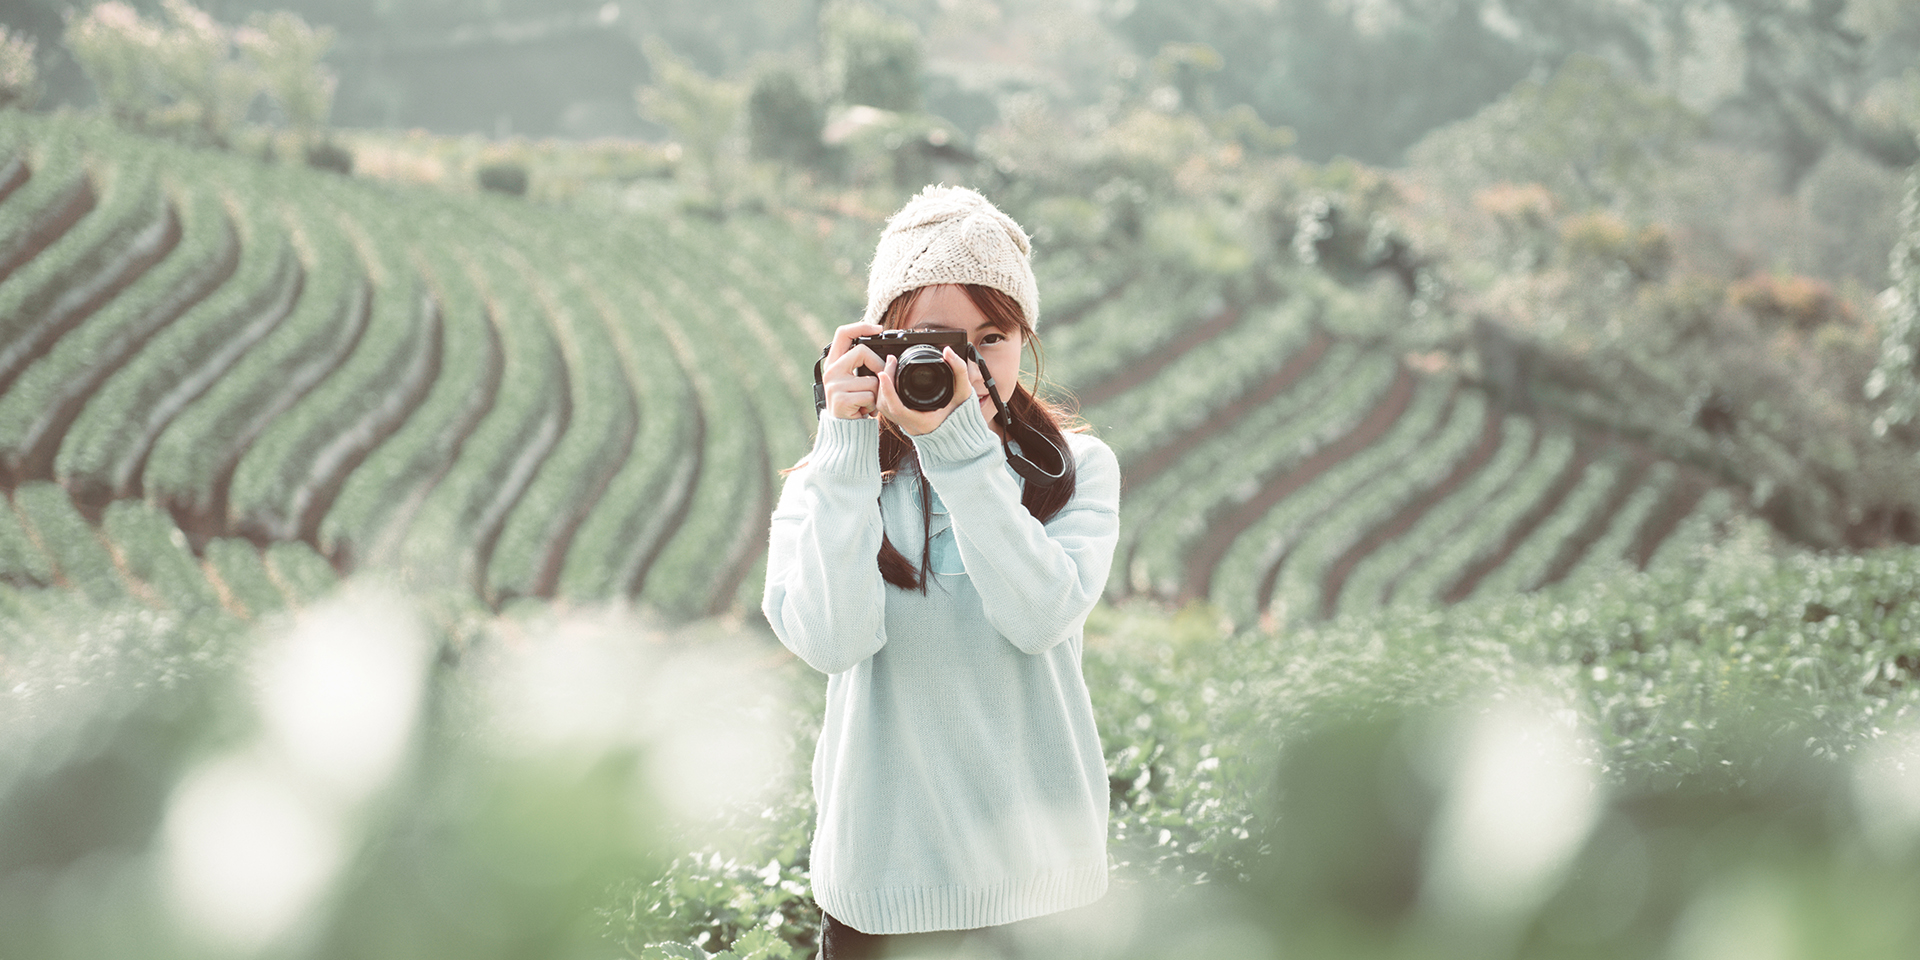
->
810 345 1067 488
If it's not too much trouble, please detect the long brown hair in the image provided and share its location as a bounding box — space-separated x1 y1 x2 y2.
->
875 284 1079 591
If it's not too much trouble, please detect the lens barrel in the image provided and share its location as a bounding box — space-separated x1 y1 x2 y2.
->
895 344 953 411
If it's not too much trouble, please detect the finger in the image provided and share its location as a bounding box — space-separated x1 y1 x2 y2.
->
829 344 883 379
941 347 974 407
827 322 885 364
876 355 901 410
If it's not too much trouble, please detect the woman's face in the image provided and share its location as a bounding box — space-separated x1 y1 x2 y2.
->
897 284 1024 420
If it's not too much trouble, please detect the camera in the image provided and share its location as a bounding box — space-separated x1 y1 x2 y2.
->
851 329 973 412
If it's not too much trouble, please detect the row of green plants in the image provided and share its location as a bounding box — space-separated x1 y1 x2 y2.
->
0 172 232 485
1205 367 1436 624
1116 345 1391 599
1262 387 1490 621
1386 430 1579 610
1082 296 1318 462
0 110 860 619
226 183 438 546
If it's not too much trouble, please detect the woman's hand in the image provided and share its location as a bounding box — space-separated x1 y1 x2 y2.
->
877 347 979 436
820 322 886 420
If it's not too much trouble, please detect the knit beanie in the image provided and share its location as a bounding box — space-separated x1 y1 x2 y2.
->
862 185 1039 330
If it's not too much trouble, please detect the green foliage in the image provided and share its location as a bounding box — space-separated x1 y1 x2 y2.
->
0 27 41 111
1108 0 1533 163
234 10 336 141
638 39 746 212
746 60 826 170
1867 166 1920 437
1407 54 1706 213
820 1 923 114
62 0 335 146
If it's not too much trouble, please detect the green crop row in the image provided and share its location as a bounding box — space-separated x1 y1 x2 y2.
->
0 114 91 282
10 481 126 605
1263 386 1489 622
319 205 500 568
1207 371 1450 626
227 184 440 546
141 186 367 526
0 148 166 400
1388 430 1580 609
1120 349 1393 599
1043 278 1229 393
1552 461 1672 586
561 269 707 603
1460 452 1627 602
629 257 778 618
1085 298 1318 462
395 235 570 600
481 216 640 602
99 498 224 616
201 535 289 616
57 170 300 501
0 176 235 484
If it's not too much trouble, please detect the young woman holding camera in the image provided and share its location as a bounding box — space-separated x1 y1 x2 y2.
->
762 186 1121 959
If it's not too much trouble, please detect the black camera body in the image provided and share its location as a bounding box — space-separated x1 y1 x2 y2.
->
851 329 974 412
808 327 1066 488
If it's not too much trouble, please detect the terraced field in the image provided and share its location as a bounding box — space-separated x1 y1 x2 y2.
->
0 113 1739 628
0 114 857 621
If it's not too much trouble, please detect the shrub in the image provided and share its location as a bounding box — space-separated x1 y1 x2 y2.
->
304 139 352 174
746 61 825 169
0 27 40 111
64 0 335 147
1729 272 1853 329
821 1 922 113
235 10 337 146
477 161 530 196
65 2 165 127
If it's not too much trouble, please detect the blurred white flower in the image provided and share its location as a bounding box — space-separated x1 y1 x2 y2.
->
162 755 345 953
254 585 430 804
1852 723 1920 855
1422 696 1602 922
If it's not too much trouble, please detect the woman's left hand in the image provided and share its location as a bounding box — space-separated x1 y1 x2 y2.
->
877 347 978 436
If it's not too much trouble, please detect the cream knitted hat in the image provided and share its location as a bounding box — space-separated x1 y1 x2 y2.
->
862 185 1039 330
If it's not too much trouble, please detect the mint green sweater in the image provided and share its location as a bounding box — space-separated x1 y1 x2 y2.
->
761 400 1119 934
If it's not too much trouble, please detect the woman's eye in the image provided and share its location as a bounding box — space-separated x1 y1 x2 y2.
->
981 333 1005 345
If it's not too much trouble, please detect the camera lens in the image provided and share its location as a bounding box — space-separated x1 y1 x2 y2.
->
895 344 953 411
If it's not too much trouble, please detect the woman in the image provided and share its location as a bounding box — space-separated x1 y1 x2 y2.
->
762 186 1120 959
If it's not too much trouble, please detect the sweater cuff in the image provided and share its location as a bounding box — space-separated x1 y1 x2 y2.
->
911 397 1001 467
812 411 881 477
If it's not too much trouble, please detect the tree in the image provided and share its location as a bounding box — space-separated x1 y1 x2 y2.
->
0 27 39 110
636 39 745 211
821 0 922 113
236 10 337 148
746 59 825 169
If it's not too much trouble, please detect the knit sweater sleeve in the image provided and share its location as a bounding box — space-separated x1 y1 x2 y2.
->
761 413 889 675
913 401 1120 655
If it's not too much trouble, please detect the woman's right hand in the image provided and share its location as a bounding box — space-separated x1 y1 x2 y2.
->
821 322 886 420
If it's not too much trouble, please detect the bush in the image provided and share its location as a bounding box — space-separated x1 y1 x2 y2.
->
747 61 826 169
477 161 530 196
0 28 40 111
821 1 922 113
304 139 352 174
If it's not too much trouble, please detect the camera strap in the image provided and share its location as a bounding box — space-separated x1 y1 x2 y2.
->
810 345 1068 488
